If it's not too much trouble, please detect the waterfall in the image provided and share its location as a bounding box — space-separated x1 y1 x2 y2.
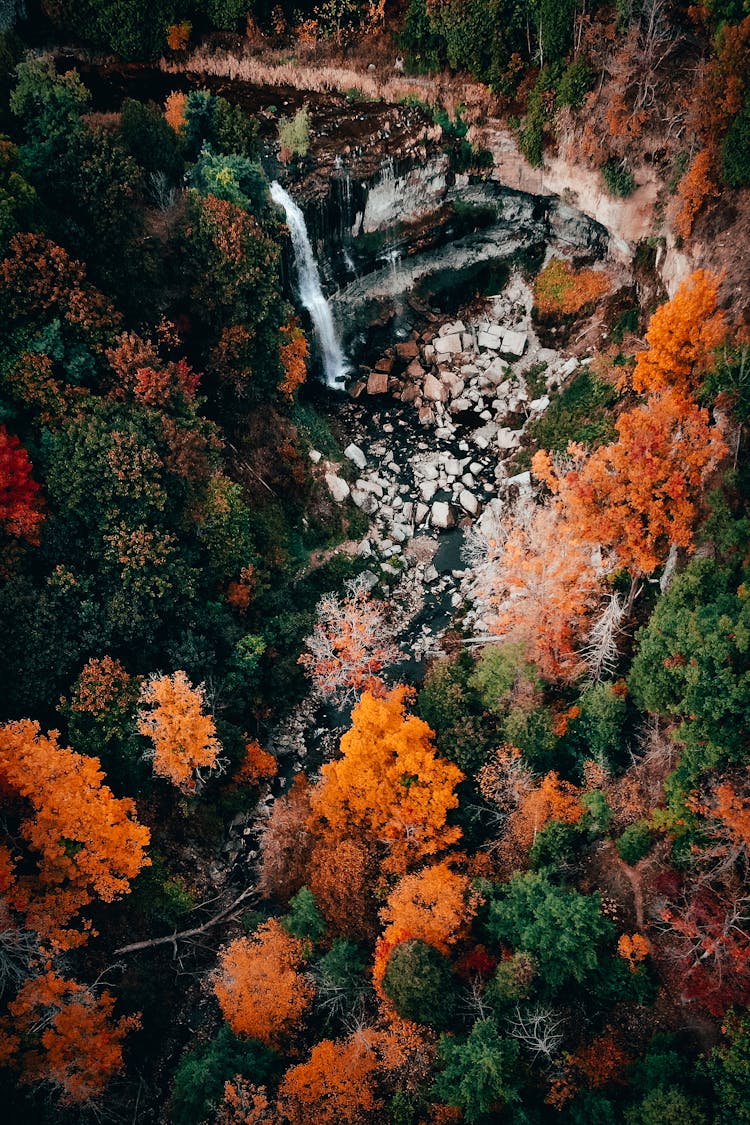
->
270 181 349 390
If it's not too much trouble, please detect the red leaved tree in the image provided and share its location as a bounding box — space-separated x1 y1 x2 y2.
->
0 427 44 544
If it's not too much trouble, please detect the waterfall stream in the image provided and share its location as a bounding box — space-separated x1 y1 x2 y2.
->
270 181 350 389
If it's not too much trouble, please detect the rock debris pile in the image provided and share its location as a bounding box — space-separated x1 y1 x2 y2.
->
310 274 589 661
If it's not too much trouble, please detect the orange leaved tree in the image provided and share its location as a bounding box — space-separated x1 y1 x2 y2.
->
213 919 313 1047
506 771 585 851
310 686 463 873
137 670 222 792
0 720 149 948
215 1078 273 1125
277 1035 382 1125
279 321 308 398
3 971 139 1105
631 270 727 397
533 387 727 577
379 861 479 956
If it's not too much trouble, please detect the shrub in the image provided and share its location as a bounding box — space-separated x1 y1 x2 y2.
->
617 820 654 865
533 258 611 318
278 106 311 160
526 368 617 456
601 158 636 197
556 57 594 109
283 886 326 943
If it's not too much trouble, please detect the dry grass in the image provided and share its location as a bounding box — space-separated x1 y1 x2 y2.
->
159 42 495 121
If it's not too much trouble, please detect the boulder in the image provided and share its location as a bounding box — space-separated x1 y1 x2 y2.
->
506 470 532 488
350 489 377 514
325 474 350 503
430 501 455 529
417 461 439 480
423 372 449 402
500 330 527 358
406 358 425 380
415 502 430 524
485 357 509 384
495 428 522 450
440 319 466 336
459 489 480 516
477 330 503 350
395 339 419 359
559 356 579 378
367 370 389 394
434 333 462 356
529 395 550 413
450 398 472 413
420 479 438 502
308 449 322 464
343 443 366 470
374 354 394 373
401 383 420 403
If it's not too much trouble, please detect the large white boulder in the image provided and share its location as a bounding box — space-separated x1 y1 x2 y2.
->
434 333 463 356
501 330 527 358
430 501 455 529
325 473 350 503
344 443 367 470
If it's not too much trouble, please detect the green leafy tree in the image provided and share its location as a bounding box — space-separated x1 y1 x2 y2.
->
284 886 326 943
617 821 654 865
624 1087 707 1125
432 1018 521 1124
118 98 184 182
188 147 269 215
170 1025 276 1125
382 939 457 1029
630 557 750 789
486 871 614 993
706 1010 750 1124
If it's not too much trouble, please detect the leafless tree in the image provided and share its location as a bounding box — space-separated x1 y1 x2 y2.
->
507 1004 566 1062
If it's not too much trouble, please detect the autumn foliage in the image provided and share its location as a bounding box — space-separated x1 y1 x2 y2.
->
472 498 601 680
299 575 400 701
0 720 149 947
508 771 586 851
279 321 308 398
3 971 139 1105
631 271 727 397
533 388 726 576
4 972 139 1104
164 91 188 135
137 670 222 792
533 258 611 317
213 919 314 1046
277 1035 381 1124
379 861 479 956
676 150 717 239
310 686 463 873
0 426 45 543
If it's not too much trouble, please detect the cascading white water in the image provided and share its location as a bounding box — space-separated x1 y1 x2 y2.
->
270 181 349 390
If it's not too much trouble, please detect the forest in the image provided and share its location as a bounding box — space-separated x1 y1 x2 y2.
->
0 0 750 1122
